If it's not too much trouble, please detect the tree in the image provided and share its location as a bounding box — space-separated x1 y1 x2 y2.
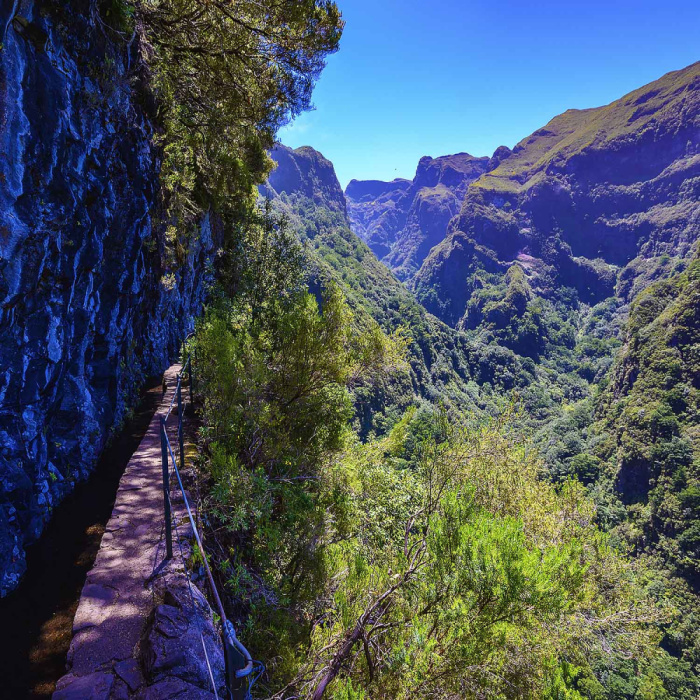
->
191 210 408 683
133 0 343 227
275 410 662 699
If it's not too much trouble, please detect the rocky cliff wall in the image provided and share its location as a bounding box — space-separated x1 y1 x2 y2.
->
0 0 214 596
345 153 490 280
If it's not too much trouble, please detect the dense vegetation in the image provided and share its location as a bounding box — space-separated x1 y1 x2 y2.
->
120 0 344 280
594 253 700 687
124 3 700 696
192 153 700 697
191 216 685 698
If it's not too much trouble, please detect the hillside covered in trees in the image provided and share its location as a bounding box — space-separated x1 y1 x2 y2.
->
240 129 700 696
1 1 699 698
192 70 700 697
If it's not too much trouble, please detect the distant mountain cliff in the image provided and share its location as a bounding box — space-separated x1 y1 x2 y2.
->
345 153 489 280
271 60 700 584
411 62 700 326
338 64 700 648
266 59 700 438
263 144 544 434
269 145 348 216
264 145 476 421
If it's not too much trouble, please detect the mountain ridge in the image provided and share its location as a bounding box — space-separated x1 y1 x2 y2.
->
345 152 490 280
412 61 700 326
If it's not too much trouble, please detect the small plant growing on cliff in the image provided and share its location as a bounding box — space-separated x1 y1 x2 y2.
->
99 0 135 34
160 272 176 291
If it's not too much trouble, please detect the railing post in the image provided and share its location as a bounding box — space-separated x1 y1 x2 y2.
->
160 416 173 560
224 622 249 700
177 380 185 473
189 355 194 406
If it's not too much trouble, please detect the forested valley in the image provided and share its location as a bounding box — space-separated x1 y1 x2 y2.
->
0 1 698 698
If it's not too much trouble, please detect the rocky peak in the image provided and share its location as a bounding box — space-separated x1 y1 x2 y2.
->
414 153 490 190
345 178 411 203
267 143 347 215
345 152 490 279
487 145 513 171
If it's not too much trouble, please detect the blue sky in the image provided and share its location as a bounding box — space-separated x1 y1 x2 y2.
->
278 0 700 188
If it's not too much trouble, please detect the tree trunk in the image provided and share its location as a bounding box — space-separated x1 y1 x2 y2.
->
311 622 365 700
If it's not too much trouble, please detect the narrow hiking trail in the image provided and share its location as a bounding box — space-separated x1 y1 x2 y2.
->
52 364 182 696
0 377 163 699
53 364 225 699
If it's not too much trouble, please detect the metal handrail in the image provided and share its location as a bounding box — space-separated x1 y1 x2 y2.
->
160 354 256 699
164 355 192 421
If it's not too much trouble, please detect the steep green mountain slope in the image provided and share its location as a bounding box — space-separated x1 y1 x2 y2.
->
262 145 540 433
371 64 699 685
413 62 700 327
203 148 700 696
264 142 646 444
600 253 700 522
601 253 700 577
197 68 700 695
345 153 489 280
559 252 700 683
199 151 696 697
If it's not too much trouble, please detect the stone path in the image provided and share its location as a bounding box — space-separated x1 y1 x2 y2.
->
53 365 224 699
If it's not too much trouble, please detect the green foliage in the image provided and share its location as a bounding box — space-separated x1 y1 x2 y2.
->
99 0 135 33
268 187 496 433
543 252 700 696
133 0 343 270
189 203 679 698
192 210 407 673
133 11 699 694
254 146 700 697
597 254 700 578
189 193 700 699
277 411 665 699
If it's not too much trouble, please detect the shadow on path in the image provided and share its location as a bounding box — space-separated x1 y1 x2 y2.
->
0 377 163 699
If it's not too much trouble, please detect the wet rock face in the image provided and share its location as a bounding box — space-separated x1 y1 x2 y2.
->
0 1 214 595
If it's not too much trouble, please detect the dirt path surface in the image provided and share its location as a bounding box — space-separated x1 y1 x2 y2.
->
51 364 222 699
0 377 163 699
